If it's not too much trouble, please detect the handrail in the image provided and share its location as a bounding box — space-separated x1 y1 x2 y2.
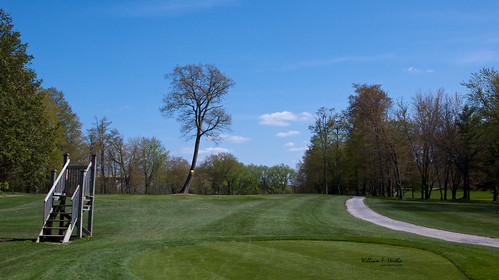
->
63 184 81 243
83 162 92 197
42 159 70 224
44 159 71 203
39 154 96 243
70 184 81 226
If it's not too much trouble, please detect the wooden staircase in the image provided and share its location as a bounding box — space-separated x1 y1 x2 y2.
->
38 196 71 242
37 154 96 243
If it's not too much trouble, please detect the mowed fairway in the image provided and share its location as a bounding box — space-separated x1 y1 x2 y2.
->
1 194 498 279
130 241 465 279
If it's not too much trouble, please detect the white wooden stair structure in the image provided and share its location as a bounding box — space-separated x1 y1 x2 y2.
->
37 154 96 243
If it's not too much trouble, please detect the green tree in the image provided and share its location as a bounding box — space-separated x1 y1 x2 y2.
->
463 68 499 201
42 87 86 166
267 164 295 194
0 10 56 192
138 137 169 194
309 107 335 195
346 84 394 197
200 152 239 195
160 64 234 194
164 156 190 194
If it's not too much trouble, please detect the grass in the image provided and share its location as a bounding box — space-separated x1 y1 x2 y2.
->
1 194 498 279
366 194 499 238
130 241 466 280
407 189 494 201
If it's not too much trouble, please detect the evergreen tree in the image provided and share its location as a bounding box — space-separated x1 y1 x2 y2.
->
42 87 86 166
0 10 56 192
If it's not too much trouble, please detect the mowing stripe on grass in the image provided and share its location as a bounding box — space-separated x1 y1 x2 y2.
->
346 197 499 248
128 240 467 280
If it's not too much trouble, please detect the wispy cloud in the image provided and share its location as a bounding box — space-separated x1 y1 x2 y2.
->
259 111 313 126
285 142 295 147
276 131 301 137
181 146 232 155
288 146 308 152
282 54 395 71
111 0 239 17
405 66 435 73
200 147 232 154
455 50 499 64
219 134 251 144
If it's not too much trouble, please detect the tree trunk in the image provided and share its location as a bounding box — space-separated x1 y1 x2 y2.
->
180 134 201 194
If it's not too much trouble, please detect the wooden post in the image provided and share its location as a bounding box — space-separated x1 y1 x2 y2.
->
63 153 70 195
87 155 96 236
76 170 84 238
50 170 57 186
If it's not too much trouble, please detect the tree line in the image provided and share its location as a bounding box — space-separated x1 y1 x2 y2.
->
84 118 296 195
296 70 499 201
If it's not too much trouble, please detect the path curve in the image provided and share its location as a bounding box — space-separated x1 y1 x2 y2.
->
346 196 499 248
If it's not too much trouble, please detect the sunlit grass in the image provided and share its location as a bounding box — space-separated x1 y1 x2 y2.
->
1 194 498 279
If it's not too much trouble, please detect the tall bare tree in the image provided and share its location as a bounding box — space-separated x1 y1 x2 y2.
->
347 84 394 197
87 116 113 194
160 64 234 194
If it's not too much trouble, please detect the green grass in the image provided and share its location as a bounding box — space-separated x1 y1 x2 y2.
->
1 194 498 279
130 241 466 280
408 189 494 200
366 196 499 238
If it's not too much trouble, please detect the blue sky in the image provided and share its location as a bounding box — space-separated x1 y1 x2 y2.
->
3 0 499 167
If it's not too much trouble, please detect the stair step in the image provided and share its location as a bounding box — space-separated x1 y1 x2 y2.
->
52 204 72 208
39 234 64 238
44 226 68 230
47 219 69 223
54 212 71 215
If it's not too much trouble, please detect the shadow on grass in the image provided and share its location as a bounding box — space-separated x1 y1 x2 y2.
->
0 237 37 243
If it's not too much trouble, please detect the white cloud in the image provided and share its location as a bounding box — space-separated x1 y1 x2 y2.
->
407 66 421 73
285 142 295 147
199 147 232 154
219 134 251 143
283 54 396 70
289 146 308 152
259 111 313 126
405 67 435 73
179 146 231 155
276 131 301 137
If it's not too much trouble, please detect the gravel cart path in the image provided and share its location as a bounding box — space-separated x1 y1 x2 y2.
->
346 196 499 248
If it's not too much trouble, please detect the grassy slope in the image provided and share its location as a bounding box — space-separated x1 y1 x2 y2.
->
0 194 498 279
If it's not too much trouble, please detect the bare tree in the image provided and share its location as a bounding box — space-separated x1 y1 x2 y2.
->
160 64 234 194
87 116 113 194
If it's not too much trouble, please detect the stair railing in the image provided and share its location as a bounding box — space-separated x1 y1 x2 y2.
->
43 159 71 224
64 160 93 243
83 161 93 197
